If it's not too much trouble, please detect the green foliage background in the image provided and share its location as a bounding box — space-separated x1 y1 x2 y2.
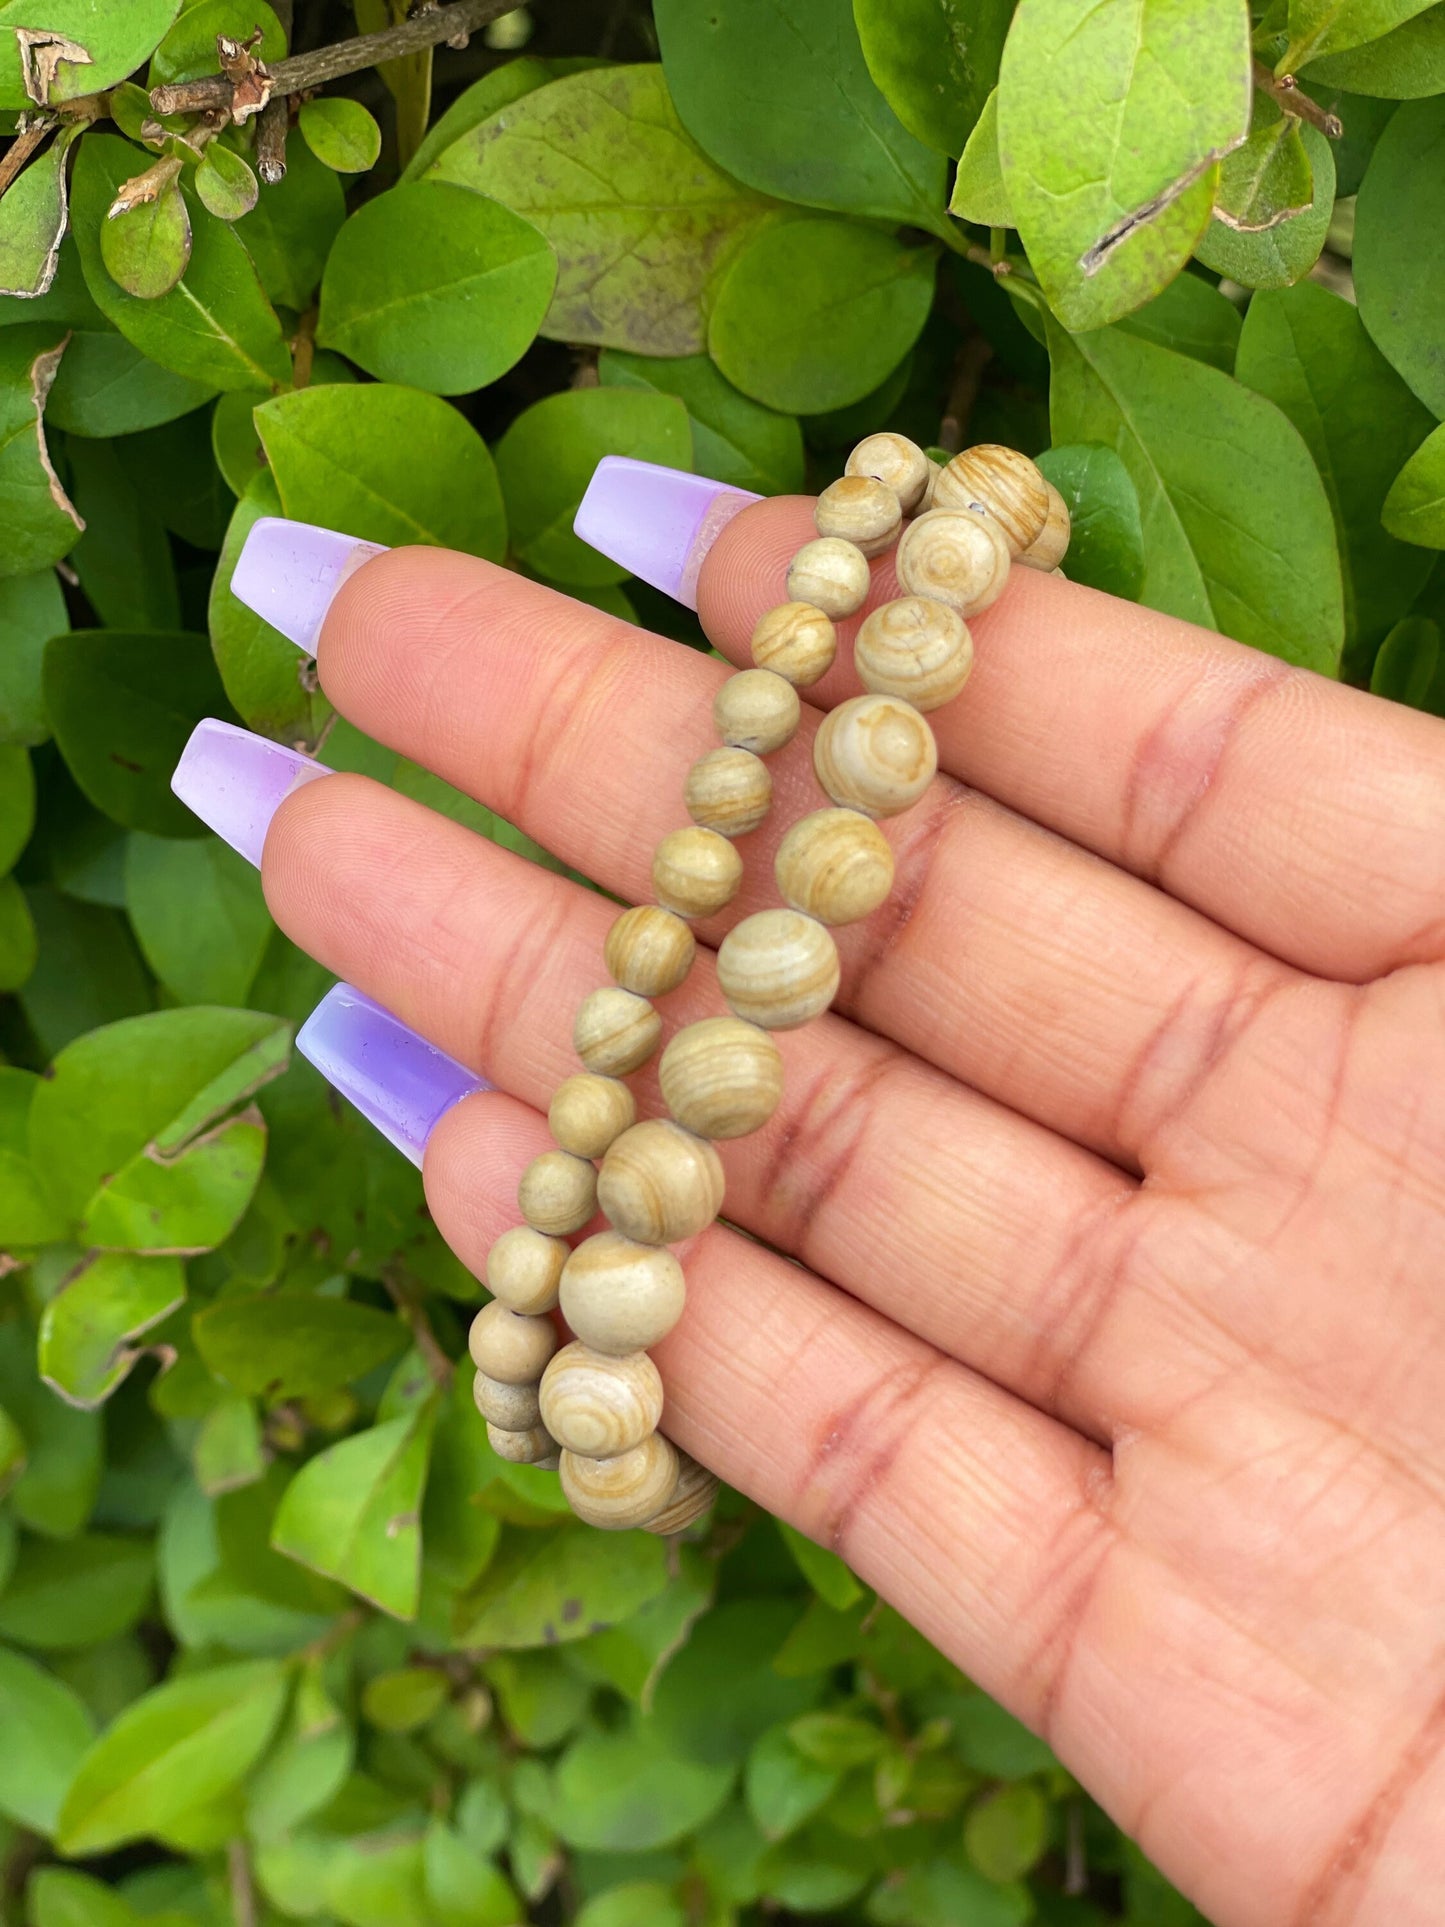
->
0 0 1440 1920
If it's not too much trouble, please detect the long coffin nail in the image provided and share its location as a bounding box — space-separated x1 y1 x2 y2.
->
171 718 331 868
231 516 388 652
573 457 760 610
296 984 490 1167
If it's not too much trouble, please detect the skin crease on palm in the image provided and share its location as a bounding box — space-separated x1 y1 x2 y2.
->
257 492 1445 1927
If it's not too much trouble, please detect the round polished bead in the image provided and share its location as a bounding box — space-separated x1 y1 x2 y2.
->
786 537 870 620
714 668 800 755
604 903 696 996
775 807 895 925
473 1370 543 1431
853 595 973 713
845 431 930 514
813 693 937 819
749 601 837 688
652 826 743 919
717 909 840 1031
518 1149 597 1236
540 1340 664 1458
895 508 1010 617
574 986 661 1076
644 1450 721 1535
559 1231 687 1353
685 745 773 837
598 1118 725 1244
1019 479 1071 571
549 1073 636 1161
813 475 902 558
486 1224 568 1314
932 444 1049 556
487 1421 557 1464
659 1015 784 1139
468 1301 558 1385
561 1433 679 1530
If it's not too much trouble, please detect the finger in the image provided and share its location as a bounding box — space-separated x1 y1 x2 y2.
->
699 495 1445 983
309 545 1292 1173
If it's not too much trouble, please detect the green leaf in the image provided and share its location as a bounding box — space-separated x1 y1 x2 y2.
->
496 386 690 584
0 1643 95 1834
425 64 772 357
362 1665 449 1732
72 134 290 394
125 830 272 1004
575 1885 685 1927
0 566 65 744
0 325 84 576
100 175 192 301
651 1599 819 1767
1355 96 1445 414
1236 281 1437 654
28 1867 147 1927
964 1782 1049 1882
21 887 154 1061
1210 98 1315 230
43 629 230 836
949 87 1012 226
0 873 36 989
194 143 258 223
1196 121 1335 288
57 1657 287 1855
318 182 556 396
997 0 1252 330
709 217 936 414
1285 0 1438 69
485 1648 590 1748
192 1393 265 1497
300 97 383 173
256 382 508 558
1114 271 1242 372
422 1818 524 1927
868 1855 1031 1927
1371 613 1443 708
0 0 182 107
39 1250 186 1406
402 54 555 183
0 1320 102 1536
1036 442 1146 599
1301 1 1445 93
655 0 946 229
245 1659 353 1839
211 472 331 743
1383 421 1445 545
65 437 181 633
148 0 285 83
597 349 805 495
1047 317 1345 670
0 1530 152 1649
0 737 31 869
455 1519 668 1648
553 1721 734 1851
323 1830 431 1927
353 0 432 173
941 1687 1058 1776
854 0 1008 157
233 135 346 311
776 1521 864 1610
788 1710 886 1768
0 126 74 298
45 330 215 439
0 1398 24 1496
193 1291 408 1398
271 1404 434 1618
745 1725 840 1841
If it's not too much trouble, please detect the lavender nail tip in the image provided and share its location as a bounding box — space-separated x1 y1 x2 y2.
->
170 718 332 869
573 456 761 610
296 985 490 1168
232 515 389 652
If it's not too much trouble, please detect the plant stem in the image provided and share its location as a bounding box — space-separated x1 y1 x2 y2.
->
256 94 289 183
0 117 52 201
227 1841 258 1927
381 1268 454 1391
1252 58 1343 138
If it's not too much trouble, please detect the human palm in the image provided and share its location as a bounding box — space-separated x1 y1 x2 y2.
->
260 492 1445 1926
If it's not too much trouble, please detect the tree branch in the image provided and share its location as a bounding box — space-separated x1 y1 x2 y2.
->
1252 58 1343 138
150 0 522 117
0 116 52 201
256 94 289 182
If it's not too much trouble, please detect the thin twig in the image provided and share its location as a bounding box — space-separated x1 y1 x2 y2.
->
150 0 520 116
1252 58 1343 138
227 1840 258 1927
0 117 53 200
381 1269 455 1391
938 335 993 454
256 94 288 182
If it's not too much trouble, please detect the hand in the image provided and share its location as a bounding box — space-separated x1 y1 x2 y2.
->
228 475 1445 1927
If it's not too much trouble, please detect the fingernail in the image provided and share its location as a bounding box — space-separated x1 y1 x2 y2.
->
171 718 331 867
231 516 388 653
296 984 490 1168
573 457 760 609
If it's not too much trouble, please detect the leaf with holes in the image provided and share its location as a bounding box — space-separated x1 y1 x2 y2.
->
0 324 83 578
39 1250 186 1406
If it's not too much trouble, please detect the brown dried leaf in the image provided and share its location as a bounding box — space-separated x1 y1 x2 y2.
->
14 27 92 107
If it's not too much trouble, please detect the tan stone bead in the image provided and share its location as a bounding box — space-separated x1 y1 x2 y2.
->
932 444 1049 557
659 1015 783 1139
548 1073 636 1161
716 909 840 1031
813 475 902 558
598 1118 725 1244
714 668 800 755
574 986 661 1076
487 1421 557 1464
749 602 837 688
652 826 743 919
486 1224 567 1314
853 595 973 713
775 807 895 925
1019 479 1071 571
561 1433 679 1530
685 746 773 838
644 1450 721 1534
786 536 870 620
468 1300 558 1385
559 1230 687 1353
813 693 937 819
518 1149 598 1236
604 904 695 997
540 1340 664 1458
895 508 1010 618
846 430 930 514
473 1369 543 1431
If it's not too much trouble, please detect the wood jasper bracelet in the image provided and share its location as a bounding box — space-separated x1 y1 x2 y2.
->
467 433 1071 1533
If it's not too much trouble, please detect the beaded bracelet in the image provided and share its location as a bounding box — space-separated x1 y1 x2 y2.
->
466 433 1071 1533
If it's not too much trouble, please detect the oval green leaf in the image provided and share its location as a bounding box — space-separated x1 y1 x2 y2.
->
0 0 182 107
0 568 67 746
1196 121 1335 289
1383 421 1445 546
192 1292 408 1399
1301 1 1445 93
598 348 805 494
0 1530 153 1649
1355 96 1445 413
44 330 215 439
1035 442 1146 598
194 143 259 223
0 1643 95 1835
39 1250 187 1405
149 0 285 83
100 178 192 301
1371 613 1442 705
0 325 84 578
854 0 1009 157
299 97 383 173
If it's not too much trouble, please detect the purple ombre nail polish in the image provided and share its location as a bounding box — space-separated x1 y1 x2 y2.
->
573 457 761 609
171 719 332 867
297 985 489 1167
231 516 388 652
